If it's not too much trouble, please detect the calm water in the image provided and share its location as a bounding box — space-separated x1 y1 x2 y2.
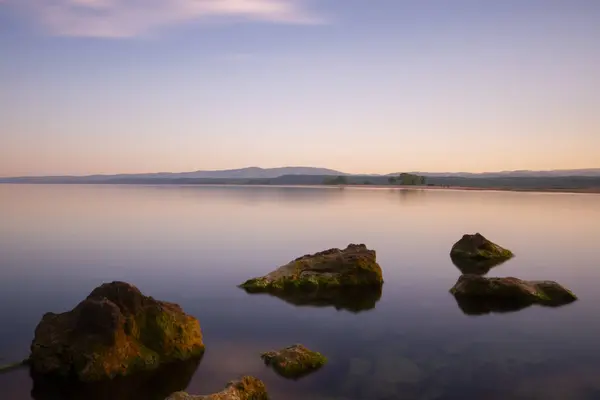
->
1 185 600 400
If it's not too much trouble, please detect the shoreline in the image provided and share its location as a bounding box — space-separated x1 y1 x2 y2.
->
1 182 599 194
339 185 600 194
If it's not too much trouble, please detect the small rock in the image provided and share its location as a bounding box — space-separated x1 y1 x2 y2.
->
261 344 327 379
166 376 268 400
450 233 514 261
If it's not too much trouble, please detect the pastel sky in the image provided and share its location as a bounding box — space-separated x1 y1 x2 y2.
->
1 0 599 176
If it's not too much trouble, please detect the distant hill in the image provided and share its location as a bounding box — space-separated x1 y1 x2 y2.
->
181 166 347 179
2 167 600 185
0 166 346 183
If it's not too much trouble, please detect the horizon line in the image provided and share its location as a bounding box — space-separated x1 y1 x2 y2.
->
3 166 600 179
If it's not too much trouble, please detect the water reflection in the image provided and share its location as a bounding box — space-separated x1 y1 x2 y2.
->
30 357 201 400
240 285 383 313
453 294 577 316
450 255 510 275
396 189 426 203
1 185 600 399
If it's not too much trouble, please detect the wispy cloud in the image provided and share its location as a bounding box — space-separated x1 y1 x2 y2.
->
5 0 324 37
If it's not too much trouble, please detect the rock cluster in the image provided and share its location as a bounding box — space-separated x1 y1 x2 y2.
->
448 234 577 314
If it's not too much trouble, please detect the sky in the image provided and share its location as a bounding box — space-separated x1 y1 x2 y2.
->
1 0 599 176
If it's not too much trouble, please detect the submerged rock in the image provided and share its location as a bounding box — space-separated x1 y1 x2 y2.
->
261 344 327 379
31 357 201 400
246 284 382 313
30 281 204 382
166 376 268 400
450 233 513 262
239 244 383 292
450 275 577 313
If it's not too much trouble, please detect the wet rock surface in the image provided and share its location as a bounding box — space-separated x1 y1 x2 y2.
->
166 376 268 400
30 281 204 382
450 233 513 262
450 275 577 313
239 244 383 292
261 344 327 379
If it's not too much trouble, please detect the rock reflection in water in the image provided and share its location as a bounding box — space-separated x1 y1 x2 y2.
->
453 295 576 316
241 285 383 313
450 254 509 275
31 356 202 400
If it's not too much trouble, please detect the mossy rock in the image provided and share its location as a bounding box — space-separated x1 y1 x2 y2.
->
450 233 514 261
166 376 268 399
261 344 327 379
30 281 204 382
239 244 383 293
450 275 577 314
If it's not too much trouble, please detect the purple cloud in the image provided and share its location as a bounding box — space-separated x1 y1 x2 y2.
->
5 0 324 37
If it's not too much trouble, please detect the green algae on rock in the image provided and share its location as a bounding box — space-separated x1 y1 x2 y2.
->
261 344 327 379
450 233 514 262
239 244 383 292
450 275 577 314
166 376 268 400
30 281 204 382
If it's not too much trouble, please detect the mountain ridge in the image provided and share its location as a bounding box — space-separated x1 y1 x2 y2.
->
1 167 600 183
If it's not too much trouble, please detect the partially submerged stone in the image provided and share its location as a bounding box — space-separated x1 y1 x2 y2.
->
261 344 327 379
450 233 514 262
450 275 577 313
166 376 268 400
30 281 204 382
249 285 382 313
239 244 383 292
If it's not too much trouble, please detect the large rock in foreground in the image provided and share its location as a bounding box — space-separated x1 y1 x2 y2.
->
239 244 383 291
261 344 327 379
450 275 577 312
450 233 513 262
30 281 204 382
166 376 268 400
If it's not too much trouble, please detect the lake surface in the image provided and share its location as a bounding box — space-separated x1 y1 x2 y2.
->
1 184 600 400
